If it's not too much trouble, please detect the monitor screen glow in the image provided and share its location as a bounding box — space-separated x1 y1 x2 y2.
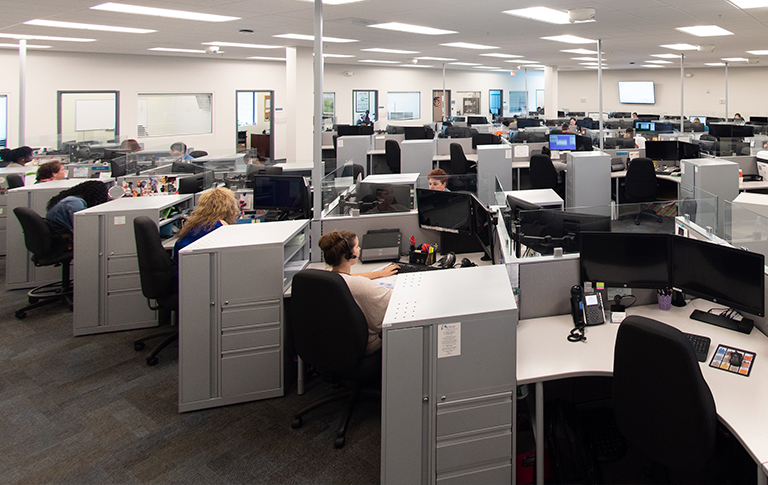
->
549 133 576 151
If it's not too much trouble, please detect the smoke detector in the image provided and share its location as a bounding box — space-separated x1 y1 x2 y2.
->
568 8 596 23
205 45 221 54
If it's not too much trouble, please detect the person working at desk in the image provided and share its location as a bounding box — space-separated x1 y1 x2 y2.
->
173 187 239 261
36 160 65 183
733 113 744 122
427 169 450 191
170 142 194 162
357 110 372 126
567 118 579 133
0 146 34 167
120 139 141 152
318 230 397 354
45 180 110 233
541 146 566 184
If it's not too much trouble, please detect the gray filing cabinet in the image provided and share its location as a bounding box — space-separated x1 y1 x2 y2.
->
0 167 32 256
381 266 518 485
6 178 105 289
73 194 193 336
679 157 739 237
178 220 309 412
565 151 611 214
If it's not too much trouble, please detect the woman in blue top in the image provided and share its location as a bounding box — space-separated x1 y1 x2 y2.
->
173 187 239 262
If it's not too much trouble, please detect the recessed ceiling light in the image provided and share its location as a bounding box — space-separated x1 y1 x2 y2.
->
247 56 286 61
414 56 457 61
440 42 499 50
323 53 355 58
449 62 481 66
722 57 749 61
584 66 609 69
527 65 546 68
571 57 605 61
473 66 500 69
361 48 419 54
746 50 768 55
502 7 594 24
368 22 457 35
399 64 433 68
579 62 604 66
641 64 663 68
91 3 239 22
491 69 512 72
358 59 399 63
705 62 726 66
729 0 768 7
560 48 599 54
274 33 357 43
479 53 523 58
0 33 96 42
650 53 683 58
675 25 733 37
203 42 282 49
541 35 595 44
149 47 206 53
0 43 50 49
295 0 368 4
645 60 673 64
24 19 155 33
660 44 699 50
507 59 540 64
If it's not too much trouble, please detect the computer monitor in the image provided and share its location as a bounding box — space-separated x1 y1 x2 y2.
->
672 236 764 318
172 161 206 174
549 133 577 151
690 116 707 124
653 122 675 133
110 156 138 177
575 135 594 151
516 119 540 128
645 141 679 161
355 182 413 214
416 188 472 235
404 126 429 140
466 116 489 126
579 232 670 289
444 126 474 138
750 116 768 124
103 148 131 161
251 174 311 218
637 114 660 120
678 141 701 159
635 121 655 132
470 195 495 261
246 164 283 177
603 138 636 149
472 133 501 148
518 209 611 254
708 123 754 139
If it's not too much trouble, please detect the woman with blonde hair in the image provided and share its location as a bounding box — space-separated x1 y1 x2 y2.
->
173 187 239 261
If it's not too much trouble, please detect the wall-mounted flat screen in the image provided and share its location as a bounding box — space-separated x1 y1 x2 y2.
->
618 81 655 104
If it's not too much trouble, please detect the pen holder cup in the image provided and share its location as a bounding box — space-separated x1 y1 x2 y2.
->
409 250 435 266
657 294 672 311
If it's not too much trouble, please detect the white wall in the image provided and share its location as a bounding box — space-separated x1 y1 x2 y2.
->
558 66 768 118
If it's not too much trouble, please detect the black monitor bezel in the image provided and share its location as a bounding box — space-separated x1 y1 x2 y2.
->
416 188 472 235
250 174 311 215
579 231 671 289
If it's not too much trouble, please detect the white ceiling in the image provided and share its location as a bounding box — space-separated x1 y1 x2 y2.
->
1 0 768 71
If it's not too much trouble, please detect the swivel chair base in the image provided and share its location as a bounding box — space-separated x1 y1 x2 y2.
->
15 265 73 319
134 327 178 366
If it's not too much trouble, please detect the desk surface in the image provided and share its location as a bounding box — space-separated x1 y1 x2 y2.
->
518 299 768 466
433 153 479 162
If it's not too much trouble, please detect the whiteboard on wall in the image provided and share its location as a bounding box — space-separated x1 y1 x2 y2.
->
75 99 115 131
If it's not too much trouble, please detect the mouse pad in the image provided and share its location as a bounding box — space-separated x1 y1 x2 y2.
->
709 344 755 377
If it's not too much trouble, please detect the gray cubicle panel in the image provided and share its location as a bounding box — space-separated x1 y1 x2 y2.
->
601 147 645 165
477 145 514 206
436 138 473 156
719 155 759 176
374 134 405 150
381 266 517 485
321 211 433 259
0 166 36 256
73 194 193 336
565 151 611 214
401 139 434 176
6 178 101 290
679 158 739 238
337 135 372 175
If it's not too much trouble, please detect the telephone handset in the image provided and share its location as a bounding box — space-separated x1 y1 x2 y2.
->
570 285 605 327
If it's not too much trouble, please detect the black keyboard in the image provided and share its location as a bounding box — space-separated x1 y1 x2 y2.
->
396 263 441 274
684 332 711 362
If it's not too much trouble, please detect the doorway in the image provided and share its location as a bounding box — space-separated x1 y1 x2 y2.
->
57 91 119 148
432 90 451 122
236 90 274 159
489 90 503 120
353 90 378 125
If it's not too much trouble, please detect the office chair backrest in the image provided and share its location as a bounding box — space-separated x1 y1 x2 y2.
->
449 143 472 174
613 316 717 472
700 134 717 142
189 150 208 159
290 269 369 372
13 207 63 261
528 154 558 189
385 139 401 174
6 173 24 189
133 216 177 300
340 163 364 180
624 157 657 202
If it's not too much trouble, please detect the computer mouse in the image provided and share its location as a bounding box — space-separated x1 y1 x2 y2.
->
460 258 476 267
730 352 743 367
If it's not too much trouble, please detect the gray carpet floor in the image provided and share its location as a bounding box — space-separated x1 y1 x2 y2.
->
0 258 381 484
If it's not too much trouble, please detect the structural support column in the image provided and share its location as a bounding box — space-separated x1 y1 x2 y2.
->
724 62 729 120
680 54 685 132
597 39 604 151
309 0 323 264
285 46 315 164
18 40 27 146
543 66 558 120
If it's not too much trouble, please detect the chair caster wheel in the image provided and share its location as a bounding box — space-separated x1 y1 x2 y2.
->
28 297 39 304
635 221 640 225
291 417 302 429
15 311 26 319
134 342 145 351
146 357 159 366
334 436 346 449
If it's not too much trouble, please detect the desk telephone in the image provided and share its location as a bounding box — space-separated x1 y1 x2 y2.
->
570 285 605 327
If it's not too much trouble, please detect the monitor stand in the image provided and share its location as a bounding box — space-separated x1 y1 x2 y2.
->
690 309 754 334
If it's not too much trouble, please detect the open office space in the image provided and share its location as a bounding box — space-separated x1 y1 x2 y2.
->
4 0 768 484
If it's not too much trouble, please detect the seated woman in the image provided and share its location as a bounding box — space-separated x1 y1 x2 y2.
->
173 187 239 262
318 230 398 354
45 180 110 233
427 168 450 191
36 160 66 183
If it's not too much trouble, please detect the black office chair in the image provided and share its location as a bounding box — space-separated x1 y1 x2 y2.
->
448 143 477 192
7 173 24 189
132 216 179 366
529 154 559 190
613 316 718 482
340 162 364 180
623 157 662 225
385 139 401 174
189 150 208 159
289 269 381 449
12 207 73 319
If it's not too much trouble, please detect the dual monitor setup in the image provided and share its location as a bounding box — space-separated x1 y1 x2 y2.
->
644 140 700 161
580 232 765 333
548 133 595 152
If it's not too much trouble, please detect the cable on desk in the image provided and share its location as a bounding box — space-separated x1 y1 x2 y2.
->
618 294 638 309
568 324 587 343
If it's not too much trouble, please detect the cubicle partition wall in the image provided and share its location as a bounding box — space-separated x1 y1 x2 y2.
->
337 135 372 176
400 139 434 176
476 145 514 206
0 166 37 256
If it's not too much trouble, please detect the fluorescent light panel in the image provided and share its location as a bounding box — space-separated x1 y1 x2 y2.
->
473 66 500 69
247 56 286 61
571 57 604 61
149 47 205 53
507 59 540 64
440 42 499 50
503 7 593 24
645 60 673 64
650 53 682 58
722 57 749 61
705 62 726 66
660 43 699 50
0 33 95 42
399 64 433 68
561 48 598 54
368 22 456 35
274 33 357 43
203 42 282 49
0 43 50 48
746 50 768 55
642 64 663 68
323 53 355 58
541 35 595 44
361 48 419 54
449 62 481 66
358 59 399 63
729 0 768 7
24 19 154 33
675 25 734 37
415 56 456 61
91 3 239 22
479 53 522 58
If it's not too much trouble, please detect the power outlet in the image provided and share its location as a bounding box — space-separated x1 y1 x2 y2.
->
719 98 725 104
580 97 587 103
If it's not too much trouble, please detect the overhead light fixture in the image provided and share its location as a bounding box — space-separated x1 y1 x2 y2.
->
449 62 481 66
24 19 155 33
660 43 699 50
479 53 523 58
728 0 768 7
368 22 456 35
149 47 206 53
399 64 433 68
578 62 603 66
722 57 749 61
491 69 512 72
0 33 96 42
541 35 595 44
705 62 727 66
645 60 673 64
507 59 540 64
675 25 734 37
584 66 609 69
571 57 604 61
561 48 599 54
473 66 500 69
642 64 664 68
323 53 355 58
203 42 282 49
502 7 593 24
440 42 499 50
274 33 357 43
358 59 399 63
361 48 419 54
91 3 239 22
247 56 286 61
414 56 457 61
747 49 768 55
295 0 368 4
650 53 683 58
0 43 50 49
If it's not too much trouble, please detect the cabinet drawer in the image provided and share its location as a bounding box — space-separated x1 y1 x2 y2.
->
108 256 139 274
107 273 141 292
437 464 512 485
221 349 281 397
437 393 512 438
221 303 280 329
222 326 279 352
0 215 6 230
107 290 156 326
436 429 511 474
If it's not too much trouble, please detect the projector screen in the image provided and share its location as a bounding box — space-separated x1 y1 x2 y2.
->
618 81 655 104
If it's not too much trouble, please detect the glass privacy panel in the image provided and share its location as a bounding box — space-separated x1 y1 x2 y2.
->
137 93 212 137
58 91 119 147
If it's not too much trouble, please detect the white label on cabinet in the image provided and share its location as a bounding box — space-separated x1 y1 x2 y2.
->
438 322 461 358
505 149 512 159
513 145 529 158
114 215 126 225
338 139 344 148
